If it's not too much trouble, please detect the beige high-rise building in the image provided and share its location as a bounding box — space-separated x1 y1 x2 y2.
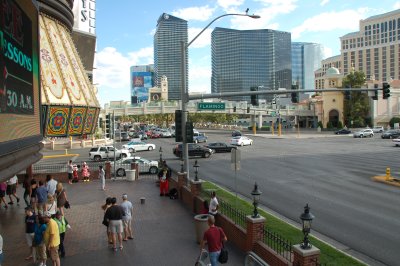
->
340 9 400 81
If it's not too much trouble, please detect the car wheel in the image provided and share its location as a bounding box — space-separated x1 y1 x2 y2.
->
149 166 158 174
148 146 153 151
116 168 125 177
203 152 211 158
94 155 101 162
121 153 127 159
129 148 135 153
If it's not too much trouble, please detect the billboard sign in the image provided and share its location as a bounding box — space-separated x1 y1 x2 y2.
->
131 71 153 103
0 0 41 156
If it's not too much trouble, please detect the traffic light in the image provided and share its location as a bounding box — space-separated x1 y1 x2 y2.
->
175 110 182 142
383 82 391 99
233 106 236 112
186 121 194 143
372 84 378 100
105 114 111 138
250 87 258 106
344 85 351 100
247 107 250 113
291 85 299 103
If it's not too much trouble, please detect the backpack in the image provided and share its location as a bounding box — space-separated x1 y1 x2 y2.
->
169 188 178 199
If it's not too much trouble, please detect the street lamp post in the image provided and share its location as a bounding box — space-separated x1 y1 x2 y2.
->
300 204 315 249
180 12 260 178
193 160 199 181
251 182 261 218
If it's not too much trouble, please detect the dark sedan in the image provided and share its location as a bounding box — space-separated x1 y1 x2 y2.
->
381 129 400 139
334 128 351 135
205 142 237 153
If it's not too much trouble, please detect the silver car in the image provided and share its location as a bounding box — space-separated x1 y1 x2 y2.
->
111 156 159 176
353 129 374 138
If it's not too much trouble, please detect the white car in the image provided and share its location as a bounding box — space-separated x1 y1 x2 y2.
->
353 129 374 138
160 129 172 138
230 136 253 146
392 137 400 146
111 157 159 176
122 141 156 152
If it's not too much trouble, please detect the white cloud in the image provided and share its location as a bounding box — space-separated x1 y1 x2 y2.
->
172 5 216 21
320 0 329 6
93 46 153 105
291 9 368 39
229 0 297 30
217 0 244 10
394 2 400 9
323 47 333 58
188 28 213 48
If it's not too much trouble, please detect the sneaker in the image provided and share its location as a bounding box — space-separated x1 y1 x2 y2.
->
8 201 13 205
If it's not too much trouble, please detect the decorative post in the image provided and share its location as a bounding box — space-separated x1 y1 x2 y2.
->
245 182 265 251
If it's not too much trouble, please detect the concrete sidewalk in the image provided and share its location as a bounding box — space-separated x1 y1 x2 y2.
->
0 178 245 266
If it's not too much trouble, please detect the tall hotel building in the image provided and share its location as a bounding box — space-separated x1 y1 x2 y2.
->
340 9 400 81
292 42 324 90
154 13 188 100
211 28 291 102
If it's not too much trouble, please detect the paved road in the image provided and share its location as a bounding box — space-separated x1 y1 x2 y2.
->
41 131 400 265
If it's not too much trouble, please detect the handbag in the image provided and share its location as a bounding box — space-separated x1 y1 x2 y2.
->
64 201 70 209
218 243 228 263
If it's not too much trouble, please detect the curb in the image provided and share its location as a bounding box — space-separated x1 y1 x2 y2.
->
42 154 80 159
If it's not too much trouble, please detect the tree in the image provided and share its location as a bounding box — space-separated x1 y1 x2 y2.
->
342 71 370 127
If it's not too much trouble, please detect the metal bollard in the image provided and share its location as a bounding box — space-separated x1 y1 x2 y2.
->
386 167 391 180
65 149 68 155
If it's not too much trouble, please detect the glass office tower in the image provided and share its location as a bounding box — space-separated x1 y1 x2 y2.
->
211 27 291 102
292 42 324 90
154 13 188 100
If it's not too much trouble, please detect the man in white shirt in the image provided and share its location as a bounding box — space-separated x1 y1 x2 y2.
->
46 175 57 196
208 191 219 216
6 175 20 205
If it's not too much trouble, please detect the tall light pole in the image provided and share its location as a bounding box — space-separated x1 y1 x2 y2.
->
180 12 260 178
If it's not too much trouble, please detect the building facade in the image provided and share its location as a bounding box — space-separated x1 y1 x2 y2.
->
315 55 342 89
211 27 292 102
340 9 400 81
292 42 324 90
154 13 187 100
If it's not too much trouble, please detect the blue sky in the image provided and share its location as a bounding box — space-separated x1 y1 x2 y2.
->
93 0 400 106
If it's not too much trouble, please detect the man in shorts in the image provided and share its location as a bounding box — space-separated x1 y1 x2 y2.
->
43 211 60 266
6 175 20 205
120 194 133 241
104 197 124 251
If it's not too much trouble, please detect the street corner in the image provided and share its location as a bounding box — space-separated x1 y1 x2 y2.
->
372 175 400 187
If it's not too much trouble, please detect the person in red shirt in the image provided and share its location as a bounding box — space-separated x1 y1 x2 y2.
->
200 215 227 266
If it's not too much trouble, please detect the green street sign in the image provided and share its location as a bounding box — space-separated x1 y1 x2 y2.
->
198 102 225 110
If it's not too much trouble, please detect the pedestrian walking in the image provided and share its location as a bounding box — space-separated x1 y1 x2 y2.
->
30 179 38 213
22 174 31 207
120 194 133 241
67 160 74 184
45 194 57 217
81 162 90 182
208 191 219 216
53 211 71 258
24 206 36 261
0 234 3 266
56 183 68 216
33 216 47 266
104 197 124 251
43 211 60 266
102 197 113 245
99 165 106 190
36 180 48 214
46 175 58 197
6 175 20 205
0 181 7 210
200 215 227 266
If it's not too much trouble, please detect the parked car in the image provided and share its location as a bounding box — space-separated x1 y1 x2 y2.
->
353 129 374 138
334 128 352 135
193 132 207 143
122 141 156 153
230 136 253 146
381 129 400 139
110 156 159 176
392 137 400 146
173 143 213 158
372 126 384 133
232 130 242 137
89 146 130 161
205 142 237 153
159 129 172 138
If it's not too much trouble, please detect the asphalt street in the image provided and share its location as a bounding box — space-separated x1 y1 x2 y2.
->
41 130 400 266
